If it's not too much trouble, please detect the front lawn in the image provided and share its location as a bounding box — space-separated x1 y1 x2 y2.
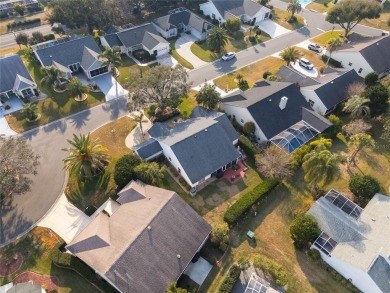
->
190 30 271 62
306 0 335 13
0 227 116 292
65 116 136 210
293 47 326 69
310 30 345 46
213 56 285 91
271 8 305 30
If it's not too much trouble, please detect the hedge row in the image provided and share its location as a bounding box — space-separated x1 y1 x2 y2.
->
224 179 279 225
7 18 40 29
218 264 241 293
321 55 342 68
253 255 288 286
238 135 259 158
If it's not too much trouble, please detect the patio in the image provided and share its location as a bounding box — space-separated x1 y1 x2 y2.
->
184 257 213 286
223 160 248 184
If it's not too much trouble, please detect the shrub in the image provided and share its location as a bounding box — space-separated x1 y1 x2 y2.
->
223 179 279 225
44 33 55 41
364 84 389 116
153 107 180 122
237 78 249 91
291 144 312 167
248 36 256 42
263 71 272 79
364 72 378 86
308 249 321 261
349 175 380 199
225 17 241 33
288 16 297 23
113 154 141 188
211 223 230 252
253 255 288 286
321 55 341 68
322 114 342 139
243 121 256 134
290 214 320 248
232 117 244 133
7 18 40 29
238 135 259 158
219 264 241 293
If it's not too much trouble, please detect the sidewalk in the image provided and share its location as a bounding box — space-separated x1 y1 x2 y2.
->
125 111 153 149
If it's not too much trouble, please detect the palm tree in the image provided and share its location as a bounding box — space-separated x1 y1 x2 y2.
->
343 95 370 118
326 38 342 66
348 133 375 164
62 133 109 179
279 47 300 66
22 103 38 120
67 77 89 100
40 66 64 89
303 148 344 187
287 0 302 18
98 46 122 99
131 112 148 138
207 27 229 53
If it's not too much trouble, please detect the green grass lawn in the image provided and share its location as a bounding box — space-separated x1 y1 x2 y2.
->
116 55 150 85
310 30 345 46
306 0 335 13
213 56 285 91
272 8 305 30
66 116 136 210
0 227 116 292
190 30 271 62
177 90 197 119
169 39 194 69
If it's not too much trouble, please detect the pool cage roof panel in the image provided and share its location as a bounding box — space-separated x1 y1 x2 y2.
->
314 231 338 256
270 120 320 153
244 273 269 293
325 189 363 220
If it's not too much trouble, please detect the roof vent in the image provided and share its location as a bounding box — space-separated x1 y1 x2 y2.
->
147 226 151 231
205 129 208 132
372 218 376 222
377 42 379 45
331 81 334 84
279 96 288 110
268 99 272 102
177 254 181 259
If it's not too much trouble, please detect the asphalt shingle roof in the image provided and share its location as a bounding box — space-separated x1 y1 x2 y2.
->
67 181 211 293
210 0 268 18
276 65 320 87
153 10 212 33
368 255 390 293
134 138 162 160
34 36 102 68
0 54 34 93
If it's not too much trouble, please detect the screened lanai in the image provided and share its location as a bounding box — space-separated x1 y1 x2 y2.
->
270 120 320 153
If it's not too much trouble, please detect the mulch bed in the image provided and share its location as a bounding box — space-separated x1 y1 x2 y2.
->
0 253 23 277
13 272 59 291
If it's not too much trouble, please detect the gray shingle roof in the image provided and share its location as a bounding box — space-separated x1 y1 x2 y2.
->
133 138 162 160
114 23 168 50
153 10 213 33
103 33 123 47
0 54 34 93
80 47 102 71
34 36 102 68
67 181 211 293
210 0 269 18
368 255 390 293
276 65 320 87
302 108 332 132
223 81 318 139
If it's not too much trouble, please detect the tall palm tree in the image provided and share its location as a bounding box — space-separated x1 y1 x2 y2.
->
40 66 64 89
348 133 375 164
99 46 122 99
207 27 229 53
326 38 342 66
67 77 89 100
131 112 148 138
287 0 302 18
22 103 38 120
279 47 300 66
62 134 109 179
343 95 370 118
303 148 344 187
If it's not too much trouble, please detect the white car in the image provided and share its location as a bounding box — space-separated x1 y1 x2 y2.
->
222 52 236 61
308 43 323 53
299 58 314 70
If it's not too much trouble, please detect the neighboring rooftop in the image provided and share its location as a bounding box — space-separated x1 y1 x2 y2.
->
0 54 35 94
276 65 320 87
207 0 270 19
67 181 211 293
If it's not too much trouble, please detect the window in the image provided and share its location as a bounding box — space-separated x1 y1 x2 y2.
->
240 119 244 123
348 62 352 66
308 99 315 107
212 13 215 19
69 63 79 72
90 66 108 77
358 68 363 74
177 168 181 174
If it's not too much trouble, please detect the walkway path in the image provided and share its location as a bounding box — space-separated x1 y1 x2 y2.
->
125 111 153 149
175 34 208 69
256 19 291 38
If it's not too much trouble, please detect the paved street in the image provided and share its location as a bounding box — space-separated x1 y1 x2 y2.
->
0 0 386 246
0 24 53 49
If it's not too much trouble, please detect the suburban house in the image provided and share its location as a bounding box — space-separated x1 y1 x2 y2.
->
277 66 363 114
134 107 240 188
199 0 271 25
0 54 38 102
100 23 170 57
307 189 390 293
152 8 213 40
325 35 390 78
66 180 211 293
32 35 110 80
220 81 331 153
0 0 39 15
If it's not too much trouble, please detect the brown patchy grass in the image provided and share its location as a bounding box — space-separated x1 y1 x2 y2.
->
214 56 285 91
0 11 48 35
293 47 326 69
272 8 305 30
310 30 345 47
360 0 390 32
306 0 335 13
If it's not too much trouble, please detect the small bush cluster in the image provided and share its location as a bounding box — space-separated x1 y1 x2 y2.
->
7 18 40 29
218 264 242 293
114 155 141 188
238 135 259 158
223 179 279 225
290 214 320 248
211 223 230 252
321 114 342 139
321 55 342 68
349 175 380 206
231 117 244 133
253 255 288 286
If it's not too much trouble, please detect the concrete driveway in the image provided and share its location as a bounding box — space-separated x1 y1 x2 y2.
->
290 61 318 77
256 19 291 38
0 111 17 137
92 74 129 102
175 34 208 68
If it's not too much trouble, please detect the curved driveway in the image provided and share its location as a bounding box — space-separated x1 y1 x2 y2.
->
0 0 385 246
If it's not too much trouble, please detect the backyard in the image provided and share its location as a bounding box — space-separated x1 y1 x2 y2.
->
0 227 116 292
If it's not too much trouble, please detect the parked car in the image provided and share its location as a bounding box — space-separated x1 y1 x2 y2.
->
308 43 323 53
222 52 236 61
299 58 314 70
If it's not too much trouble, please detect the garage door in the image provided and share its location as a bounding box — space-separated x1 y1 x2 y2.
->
190 28 203 40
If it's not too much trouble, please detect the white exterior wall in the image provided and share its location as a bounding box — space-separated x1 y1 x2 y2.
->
252 9 268 23
221 104 268 142
300 88 328 115
200 1 224 23
149 42 170 56
328 51 374 77
313 248 382 293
